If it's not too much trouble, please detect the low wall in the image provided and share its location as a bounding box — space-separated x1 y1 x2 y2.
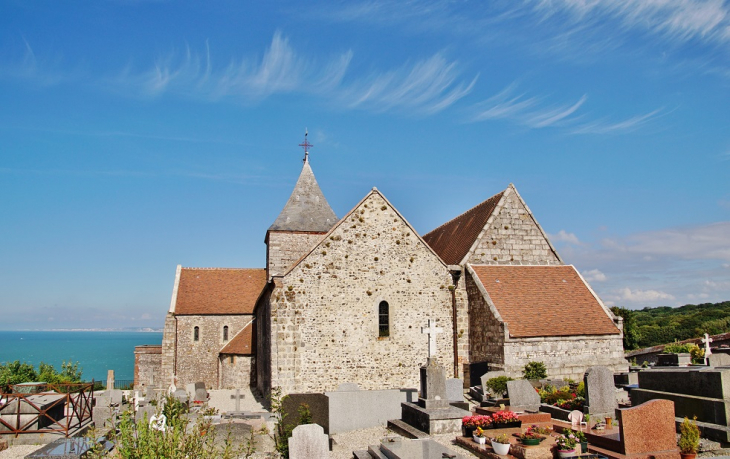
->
638 368 730 400
631 388 730 426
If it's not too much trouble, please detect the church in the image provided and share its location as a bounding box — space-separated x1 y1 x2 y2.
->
135 137 627 399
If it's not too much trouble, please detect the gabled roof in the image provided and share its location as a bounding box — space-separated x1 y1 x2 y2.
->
423 190 504 265
220 321 254 355
469 265 620 338
269 159 338 232
173 268 267 315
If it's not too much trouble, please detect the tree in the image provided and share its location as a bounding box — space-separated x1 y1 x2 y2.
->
611 306 640 350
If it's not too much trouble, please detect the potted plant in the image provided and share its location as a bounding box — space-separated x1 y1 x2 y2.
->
678 417 700 459
491 433 511 455
491 410 521 428
519 425 550 445
463 415 491 437
473 427 487 445
573 429 588 453
555 432 578 458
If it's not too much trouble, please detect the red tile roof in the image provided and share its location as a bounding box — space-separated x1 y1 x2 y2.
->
174 268 266 315
220 322 254 355
423 191 504 265
471 265 620 338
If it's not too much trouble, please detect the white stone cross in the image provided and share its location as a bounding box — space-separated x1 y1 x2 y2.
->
702 333 713 357
421 319 443 358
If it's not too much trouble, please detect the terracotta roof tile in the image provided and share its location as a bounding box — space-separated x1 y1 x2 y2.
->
175 268 266 315
471 265 619 338
423 191 504 265
220 322 254 355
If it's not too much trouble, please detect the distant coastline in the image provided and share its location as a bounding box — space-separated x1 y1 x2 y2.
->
0 328 163 332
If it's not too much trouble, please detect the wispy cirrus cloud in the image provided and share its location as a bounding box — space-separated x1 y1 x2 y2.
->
471 84 661 133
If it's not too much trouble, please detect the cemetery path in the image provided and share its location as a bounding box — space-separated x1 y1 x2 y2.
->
0 444 42 459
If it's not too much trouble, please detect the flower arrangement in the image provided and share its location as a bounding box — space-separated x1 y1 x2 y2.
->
491 410 519 424
572 429 587 442
519 431 544 440
493 433 510 444
463 415 492 428
525 424 551 435
555 396 585 410
555 432 578 451
474 427 487 438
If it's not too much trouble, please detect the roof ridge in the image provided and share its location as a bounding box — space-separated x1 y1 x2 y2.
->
423 189 505 237
181 267 265 271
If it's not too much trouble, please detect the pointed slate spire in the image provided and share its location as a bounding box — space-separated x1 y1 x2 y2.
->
269 158 338 232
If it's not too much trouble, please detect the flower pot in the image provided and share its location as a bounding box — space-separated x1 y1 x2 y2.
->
557 449 576 458
493 421 522 429
680 453 696 459
463 426 475 438
521 438 541 446
580 441 588 453
492 441 510 455
473 435 486 445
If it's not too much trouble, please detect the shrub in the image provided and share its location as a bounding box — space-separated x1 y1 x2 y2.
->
522 361 547 380
485 376 513 396
678 417 700 454
0 360 82 392
664 343 705 363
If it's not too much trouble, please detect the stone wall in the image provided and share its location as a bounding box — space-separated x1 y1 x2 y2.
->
465 269 505 365
267 191 455 395
256 287 272 398
502 335 628 380
267 231 327 278
453 273 470 381
160 313 176 390
467 186 561 265
174 315 253 389
219 355 254 389
134 345 162 391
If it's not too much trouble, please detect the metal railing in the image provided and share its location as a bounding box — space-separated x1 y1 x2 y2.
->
0 382 94 437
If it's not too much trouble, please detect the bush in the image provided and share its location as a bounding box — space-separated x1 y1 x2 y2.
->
485 376 513 396
664 343 705 363
678 417 700 454
0 360 82 392
523 361 547 380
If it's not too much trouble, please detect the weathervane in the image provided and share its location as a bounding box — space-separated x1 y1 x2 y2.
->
299 129 313 163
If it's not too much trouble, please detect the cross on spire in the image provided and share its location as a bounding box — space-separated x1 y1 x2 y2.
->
299 129 313 163
421 319 443 358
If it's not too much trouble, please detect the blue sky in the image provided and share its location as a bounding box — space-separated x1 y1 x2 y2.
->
1 0 729 330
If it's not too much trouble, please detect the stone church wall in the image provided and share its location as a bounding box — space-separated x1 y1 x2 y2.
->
267 231 327 277
219 355 254 389
175 315 252 389
160 313 176 390
134 345 162 391
267 191 455 395
467 187 561 265
465 270 505 366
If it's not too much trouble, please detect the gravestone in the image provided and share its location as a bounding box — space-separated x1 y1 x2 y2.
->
657 353 691 366
617 399 679 456
446 378 463 402
480 371 506 396
173 389 188 403
506 379 540 412
584 366 618 418
420 358 449 409
709 353 730 367
230 389 244 412
108 389 123 406
288 423 329 459
106 370 115 391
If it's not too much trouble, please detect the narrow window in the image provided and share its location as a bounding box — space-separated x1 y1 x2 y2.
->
379 301 389 337
230 355 235 364
223 325 229 341
193 326 199 342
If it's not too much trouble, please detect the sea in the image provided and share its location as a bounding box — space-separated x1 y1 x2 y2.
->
0 331 163 382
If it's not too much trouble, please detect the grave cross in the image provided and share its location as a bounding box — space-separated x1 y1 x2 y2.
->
702 333 713 358
230 389 245 412
421 319 443 358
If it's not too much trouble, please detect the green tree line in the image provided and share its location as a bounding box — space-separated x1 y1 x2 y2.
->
0 361 82 392
612 300 730 350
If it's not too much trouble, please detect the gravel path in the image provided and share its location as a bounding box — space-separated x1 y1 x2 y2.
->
0 445 42 459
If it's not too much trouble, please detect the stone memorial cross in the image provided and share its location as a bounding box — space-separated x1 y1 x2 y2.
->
421 319 443 358
231 389 245 412
703 333 713 358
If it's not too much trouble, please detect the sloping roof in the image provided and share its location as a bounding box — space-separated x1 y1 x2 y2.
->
174 268 267 315
422 191 504 265
220 321 254 355
470 265 619 338
269 159 338 232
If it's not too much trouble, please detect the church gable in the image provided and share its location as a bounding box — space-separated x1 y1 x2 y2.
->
464 184 562 265
269 189 455 394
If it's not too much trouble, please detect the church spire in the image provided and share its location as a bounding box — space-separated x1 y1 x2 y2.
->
268 133 338 232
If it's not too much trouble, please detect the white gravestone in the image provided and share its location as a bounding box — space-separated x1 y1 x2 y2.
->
421 319 443 358
289 424 329 459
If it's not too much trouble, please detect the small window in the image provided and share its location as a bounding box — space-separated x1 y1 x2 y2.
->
379 301 389 337
223 325 229 341
230 355 235 364
193 326 199 342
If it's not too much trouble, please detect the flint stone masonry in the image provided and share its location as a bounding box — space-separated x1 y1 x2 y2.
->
465 186 561 266
218 355 253 389
267 231 327 278
584 366 618 417
134 345 162 391
288 424 329 459
174 314 252 389
506 379 540 412
264 191 455 395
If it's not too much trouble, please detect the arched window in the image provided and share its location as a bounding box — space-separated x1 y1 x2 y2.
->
193 326 199 342
379 301 389 337
223 325 229 341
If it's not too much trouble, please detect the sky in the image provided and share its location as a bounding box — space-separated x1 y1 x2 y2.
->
1 0 729 330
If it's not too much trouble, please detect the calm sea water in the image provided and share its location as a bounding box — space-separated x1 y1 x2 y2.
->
0 331 163 382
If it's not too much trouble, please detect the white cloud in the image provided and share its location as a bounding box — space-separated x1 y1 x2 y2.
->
549 229 581 245
583 269 607 282
617 287 675 303
571 109 664 134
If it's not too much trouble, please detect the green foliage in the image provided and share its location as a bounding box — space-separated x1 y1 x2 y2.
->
522 361 547 380
678 417 700 454
663 342 705 363
611 306 640 350
269 387 320 458
631 301 730 348
485 376 513 396
0 360 82 392
298 403 313 425
162 394 189 426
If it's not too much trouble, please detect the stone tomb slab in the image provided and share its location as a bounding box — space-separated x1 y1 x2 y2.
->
25 437 114 459
506 379 540 412
377 437 466 459
400 402 471 435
